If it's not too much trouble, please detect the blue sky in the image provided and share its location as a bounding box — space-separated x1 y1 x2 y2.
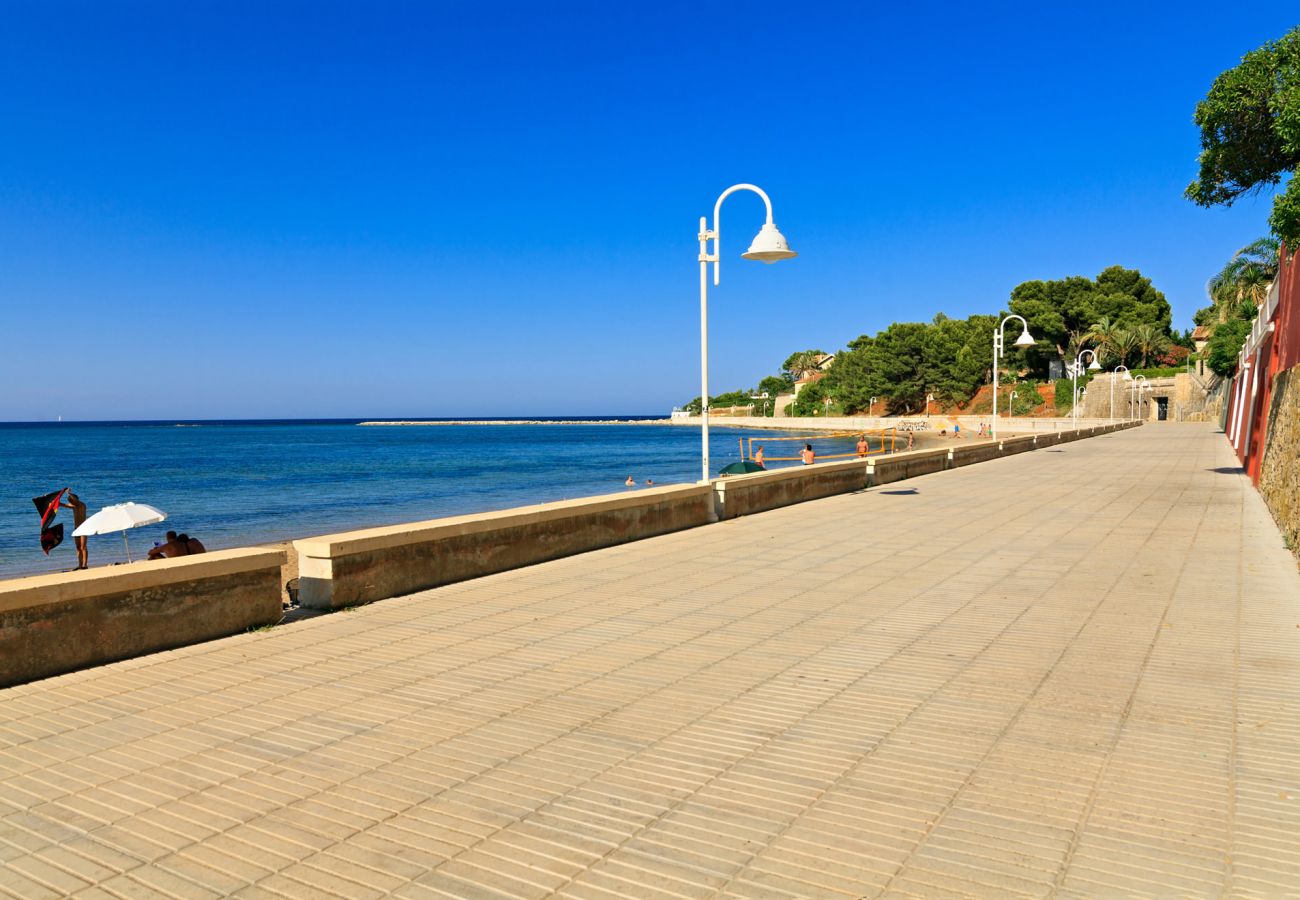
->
1 1 1296 420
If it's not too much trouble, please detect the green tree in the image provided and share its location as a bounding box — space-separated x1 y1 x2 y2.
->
1186 28 1300 246
1008 266 1172 373
1206 319 1253 376
756 374 793 398
1132 323 1169 368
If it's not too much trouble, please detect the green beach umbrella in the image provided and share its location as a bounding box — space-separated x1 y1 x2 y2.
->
719 460 766 475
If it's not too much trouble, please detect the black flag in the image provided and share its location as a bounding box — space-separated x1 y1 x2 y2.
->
32 489 68 555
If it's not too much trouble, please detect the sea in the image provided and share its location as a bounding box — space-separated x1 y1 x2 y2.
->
0 418 869 579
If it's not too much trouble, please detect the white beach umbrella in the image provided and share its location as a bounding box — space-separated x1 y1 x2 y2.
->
72 502 167 562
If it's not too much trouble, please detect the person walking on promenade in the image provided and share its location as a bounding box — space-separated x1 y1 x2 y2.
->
856 435 869 457
65 491 88 569
800 444 815 465
754 445 765 468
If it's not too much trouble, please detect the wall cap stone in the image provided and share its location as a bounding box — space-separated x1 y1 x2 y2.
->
295 484 714 559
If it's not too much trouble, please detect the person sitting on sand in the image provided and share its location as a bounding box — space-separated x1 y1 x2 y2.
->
800 444 815 465
147 531 188 559
179 533 205 554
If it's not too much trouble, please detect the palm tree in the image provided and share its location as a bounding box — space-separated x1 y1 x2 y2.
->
1110 330 1139 368
1132 324 1169 367
1207 237 1281 322
1087 316 1124 365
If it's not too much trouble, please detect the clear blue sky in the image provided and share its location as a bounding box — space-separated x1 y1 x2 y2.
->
2 1 1296 420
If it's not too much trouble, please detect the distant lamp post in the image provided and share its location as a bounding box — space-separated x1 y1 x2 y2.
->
1008 390 1017 426
824 396 832 417
1111 365 1131 421
925 394 934 417
697 184 796 481
1071 349 1101 427
992 315 1035 440
1131 374 1148 421
749 392 771 417
870 396 878 414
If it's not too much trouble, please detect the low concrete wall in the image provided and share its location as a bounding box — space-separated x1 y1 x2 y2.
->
295 484 715 610
867 448 950 486
0 548 284 688
999 435 1038 456
949 441 1005 468
715 459 867 520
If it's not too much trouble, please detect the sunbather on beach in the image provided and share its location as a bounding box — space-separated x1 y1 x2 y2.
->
147 531 188 559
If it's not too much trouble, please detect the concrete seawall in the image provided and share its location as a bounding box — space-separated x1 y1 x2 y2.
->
0 548 283 688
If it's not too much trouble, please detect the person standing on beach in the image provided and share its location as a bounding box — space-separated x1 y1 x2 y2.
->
65 491 88 569
754 445 765 468
856 435 869 457
800 444 815 465
907 431 915 450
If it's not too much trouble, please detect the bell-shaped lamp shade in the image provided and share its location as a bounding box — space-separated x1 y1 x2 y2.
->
1013 329 1036 347
1087 357 1102 370
1123 371 1133 380
741 223 797 263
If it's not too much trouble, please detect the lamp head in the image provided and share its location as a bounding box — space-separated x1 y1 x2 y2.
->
1087 357 1102 370
1123 371 1133 380
741 223 797 263
1013 329 1036 347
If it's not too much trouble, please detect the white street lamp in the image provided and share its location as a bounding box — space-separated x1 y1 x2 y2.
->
697 184 796 481
925 394 934 417
1111 365 1131 421
992 315 1035 441
1071 349 1101 427
1008 390 1017 427
1131 374 1148 422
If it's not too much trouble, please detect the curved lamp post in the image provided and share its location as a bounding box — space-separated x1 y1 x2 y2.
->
1008 391 1017 427
1111 365 1131 421
925 394 934 417
1072 349 1101 427
1131 374 1148 422
992 315 1035 441
697 184 796 481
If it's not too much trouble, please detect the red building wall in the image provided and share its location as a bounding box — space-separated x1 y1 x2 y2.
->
1225 245 1300 481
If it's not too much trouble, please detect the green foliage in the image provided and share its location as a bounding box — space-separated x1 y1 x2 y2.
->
756 374 793 398
818 314 995 415
1186 28 1300 246
1206 319 1253 376
1008 266 1172 372
789 379 835 417
1009 384 1041 416
1126 366 1185 379
682 390 756 415
782 350 827 380
1204 237 1281 324
1053 378 1074 415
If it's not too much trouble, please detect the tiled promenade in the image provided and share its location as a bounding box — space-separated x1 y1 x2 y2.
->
2 423 1298 899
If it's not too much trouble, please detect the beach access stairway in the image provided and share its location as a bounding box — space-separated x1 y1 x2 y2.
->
0 422 1138 686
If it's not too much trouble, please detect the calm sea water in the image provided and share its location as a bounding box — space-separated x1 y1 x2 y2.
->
0 419 866 578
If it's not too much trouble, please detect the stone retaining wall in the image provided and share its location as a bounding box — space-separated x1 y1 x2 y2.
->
0 548 284 688
1258 365 1300 555
714 459 867 520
